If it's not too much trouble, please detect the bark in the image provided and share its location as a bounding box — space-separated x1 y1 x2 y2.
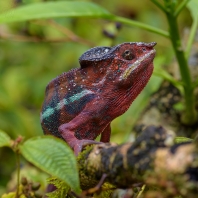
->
77 126 198 198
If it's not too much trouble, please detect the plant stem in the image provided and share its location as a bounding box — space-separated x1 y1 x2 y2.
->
150 0 167 13
153 69 183 94
137 184 146 198
174 0 190 17
113 16 169 38
15 153 20 198
165 8 197 125
185 18 198 59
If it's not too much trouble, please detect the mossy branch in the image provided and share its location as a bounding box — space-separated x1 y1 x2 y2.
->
77 126 198 197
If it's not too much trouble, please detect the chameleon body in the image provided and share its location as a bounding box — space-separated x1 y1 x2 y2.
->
41 42 156 154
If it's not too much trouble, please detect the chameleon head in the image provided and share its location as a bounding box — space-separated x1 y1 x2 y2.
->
113 42 156 84
79 42 156 87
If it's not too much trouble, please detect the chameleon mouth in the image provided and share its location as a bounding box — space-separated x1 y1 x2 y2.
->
121 49 156 79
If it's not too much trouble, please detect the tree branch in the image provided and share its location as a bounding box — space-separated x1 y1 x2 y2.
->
77 126 198 197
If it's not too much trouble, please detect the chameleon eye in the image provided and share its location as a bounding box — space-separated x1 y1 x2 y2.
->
123 50 133 60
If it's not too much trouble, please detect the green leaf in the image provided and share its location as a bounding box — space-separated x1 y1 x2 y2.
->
187 0 198 20
0 1 113 24
0 130 11 147
175 137 193 144
20 136 80 193
0 1 169 37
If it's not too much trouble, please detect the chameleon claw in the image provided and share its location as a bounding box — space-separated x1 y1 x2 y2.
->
73 139 102 156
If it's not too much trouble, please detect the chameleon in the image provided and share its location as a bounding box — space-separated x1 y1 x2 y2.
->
40 42 156 155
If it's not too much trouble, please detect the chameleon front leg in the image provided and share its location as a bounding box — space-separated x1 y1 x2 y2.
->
58 113 101 155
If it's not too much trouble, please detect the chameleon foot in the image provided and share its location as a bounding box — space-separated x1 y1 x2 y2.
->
73 139 102 156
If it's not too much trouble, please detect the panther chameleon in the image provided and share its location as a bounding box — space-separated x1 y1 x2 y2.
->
40 42 156 155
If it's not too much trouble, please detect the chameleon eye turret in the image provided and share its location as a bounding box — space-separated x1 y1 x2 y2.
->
41 42 156 155
122 50 134 60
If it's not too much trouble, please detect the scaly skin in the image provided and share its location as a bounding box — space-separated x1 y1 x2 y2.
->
40 42 156 155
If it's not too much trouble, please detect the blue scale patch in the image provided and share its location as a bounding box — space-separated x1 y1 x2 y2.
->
41 88 61 137
41 88 95 137
65 92 95 115
41 89 94 120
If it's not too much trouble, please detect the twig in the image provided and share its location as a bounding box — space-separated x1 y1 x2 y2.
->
151 0 167 13
0 19 95 46
0 32 70 43
34 19 95 47
174 0 190 17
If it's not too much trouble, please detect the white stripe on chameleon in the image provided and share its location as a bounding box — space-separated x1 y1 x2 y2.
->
41 89 94 120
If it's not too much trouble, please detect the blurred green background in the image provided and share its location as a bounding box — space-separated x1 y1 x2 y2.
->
0 0 192 194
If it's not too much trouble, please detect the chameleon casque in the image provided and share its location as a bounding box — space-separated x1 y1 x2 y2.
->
41 42 156 154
